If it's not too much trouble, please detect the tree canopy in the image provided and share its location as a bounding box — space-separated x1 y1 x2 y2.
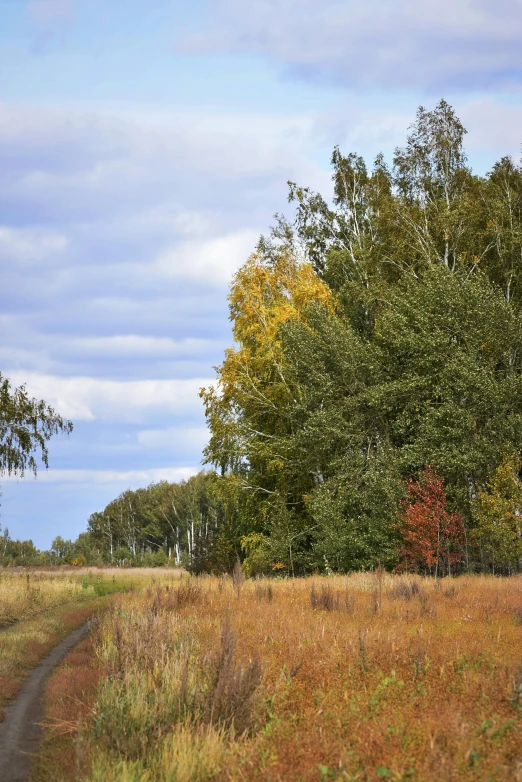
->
200 99 522 575
17 99 521 576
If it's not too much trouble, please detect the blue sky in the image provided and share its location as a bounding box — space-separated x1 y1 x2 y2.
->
2 0 522 548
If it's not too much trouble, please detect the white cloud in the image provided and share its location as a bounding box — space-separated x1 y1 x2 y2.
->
0 104 318 217
155 228 259 286
71 335 218 358
4 466 200 484
5 372 211 422
183 0 522 92
0 225 68 263
137 425 209 451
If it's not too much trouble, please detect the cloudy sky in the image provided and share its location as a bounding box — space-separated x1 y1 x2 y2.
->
2 0 522 548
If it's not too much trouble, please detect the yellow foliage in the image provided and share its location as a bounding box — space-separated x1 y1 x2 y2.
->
230 250 333 350
472 453 522 566
200 250 333 471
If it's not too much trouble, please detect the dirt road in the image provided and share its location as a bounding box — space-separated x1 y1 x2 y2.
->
0 621 92 782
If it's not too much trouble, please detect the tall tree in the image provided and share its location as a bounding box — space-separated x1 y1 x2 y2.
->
472 454 522 571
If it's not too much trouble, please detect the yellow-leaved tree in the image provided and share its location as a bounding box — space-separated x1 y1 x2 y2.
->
472 454 522 571
200 250 332 477
200 250 333 570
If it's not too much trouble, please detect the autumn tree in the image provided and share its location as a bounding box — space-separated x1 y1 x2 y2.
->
201 100 522 573
472 454 522 572
398 466 465 576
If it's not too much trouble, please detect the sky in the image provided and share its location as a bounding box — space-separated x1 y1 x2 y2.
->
2 0 522 549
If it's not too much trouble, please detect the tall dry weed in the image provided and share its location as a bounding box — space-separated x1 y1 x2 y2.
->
204 611 263 735
254 583 273 603
232 558 245 597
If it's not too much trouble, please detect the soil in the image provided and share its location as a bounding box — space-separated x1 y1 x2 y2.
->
0 621 92 782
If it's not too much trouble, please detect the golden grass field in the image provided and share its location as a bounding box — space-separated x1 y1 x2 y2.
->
25 570 522 781
0 570 97 627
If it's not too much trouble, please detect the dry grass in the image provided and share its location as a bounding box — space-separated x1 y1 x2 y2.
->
33 572 522 781
0 571 96 627
0 569 173 723
0 567 182 627
0 599 109 723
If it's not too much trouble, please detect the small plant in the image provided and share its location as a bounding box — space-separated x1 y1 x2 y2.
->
358 628 368 673
205 612 263 734
370 588 380 615
255 583 274 602
165 581 203 610
387 578 421 601
419 592 436 618
511 664 522 710
310 584 338 611
412 643 427 677
232 557 245 597
323 556 334 576
343 586 355 615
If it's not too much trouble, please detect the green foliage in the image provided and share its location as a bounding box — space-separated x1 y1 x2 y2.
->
0 371 73 477
201 99 522 574
472 454 522 570
85 471 233 571
310 453 402 571
240 533 271 577
0 530 40 566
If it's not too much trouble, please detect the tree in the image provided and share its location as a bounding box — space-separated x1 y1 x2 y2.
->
200 251 334 570
0 372 73 477
84 472 230 570
398 466 465 576
472 454 522 572
51 535 71 561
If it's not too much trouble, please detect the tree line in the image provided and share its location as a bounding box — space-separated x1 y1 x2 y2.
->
0 472 234 570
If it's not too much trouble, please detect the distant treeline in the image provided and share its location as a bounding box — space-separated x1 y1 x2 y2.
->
0 472 231 571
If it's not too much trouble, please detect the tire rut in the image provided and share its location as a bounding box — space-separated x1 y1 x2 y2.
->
0 620 93 782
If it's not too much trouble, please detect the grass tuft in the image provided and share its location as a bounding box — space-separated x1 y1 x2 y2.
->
204 611 263 735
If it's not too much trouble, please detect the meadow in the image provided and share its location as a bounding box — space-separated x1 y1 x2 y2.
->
28 570 522 781
0 570 101 628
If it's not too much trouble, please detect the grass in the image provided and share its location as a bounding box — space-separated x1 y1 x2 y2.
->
0 570 98 627
0 567 176 626
0 568 181 723
31 572 522 780
0 598 109 723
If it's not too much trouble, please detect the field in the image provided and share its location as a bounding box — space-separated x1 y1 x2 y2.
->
0 569 177 726
23 571 522 781
0 570 100 627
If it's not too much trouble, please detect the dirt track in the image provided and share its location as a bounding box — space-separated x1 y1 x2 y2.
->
0 621 92 782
